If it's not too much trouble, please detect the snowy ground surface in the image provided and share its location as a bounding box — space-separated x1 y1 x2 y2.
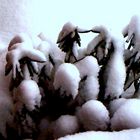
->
58 128 140 140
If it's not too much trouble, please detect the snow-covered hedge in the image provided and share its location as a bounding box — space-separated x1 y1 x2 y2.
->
2 15 140 140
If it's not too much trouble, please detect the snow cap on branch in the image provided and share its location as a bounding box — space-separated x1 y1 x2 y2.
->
111 99 140 131
76 100 110 131
75 56 100 78
53 63 81 99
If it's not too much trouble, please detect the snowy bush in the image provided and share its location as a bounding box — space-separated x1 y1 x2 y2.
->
2 15 140 139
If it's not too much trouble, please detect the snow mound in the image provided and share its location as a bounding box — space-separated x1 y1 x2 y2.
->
16 79 41 111
77 100 110 131
57 127 140 140
111 99 140 131
109 98 127 117
51 115 80 139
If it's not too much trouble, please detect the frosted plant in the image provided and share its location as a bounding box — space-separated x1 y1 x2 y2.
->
57 22 91 63
5 33 46 80
90 25 126 100
86 35 106 65
122 15 140 92
74 56 100 105
13 64 41 139
4 19 140 139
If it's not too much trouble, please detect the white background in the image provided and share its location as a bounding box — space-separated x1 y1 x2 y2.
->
0 0 139 46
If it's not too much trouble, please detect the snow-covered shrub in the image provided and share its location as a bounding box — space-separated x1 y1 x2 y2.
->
4 15 140 139
90 25 126 100
104 39 126 100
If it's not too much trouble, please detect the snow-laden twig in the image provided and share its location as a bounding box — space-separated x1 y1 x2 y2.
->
123 15 140 92
74 56 100 104
5 33 46 79
91 25 126 100
13 64 41 139
122 15 140 45
57 22 91 63
14 64 41 111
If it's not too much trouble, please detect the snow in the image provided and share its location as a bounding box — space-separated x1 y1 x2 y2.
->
53 63 81 99
5 33 47 79
76 100 110 131
104 48 126 100
111 99 140 131
109 98 127 117
15 79 41 111
74 56 100 104
57 22 76 43
37 39 65 61
122 15 140 45
51 115 80 139
77 75 99 105
86 35 103 55
0 1 140 139
57 128 140 140
72 42 79 59
96 26 126 100
74 56 100 78
8 33 32 50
